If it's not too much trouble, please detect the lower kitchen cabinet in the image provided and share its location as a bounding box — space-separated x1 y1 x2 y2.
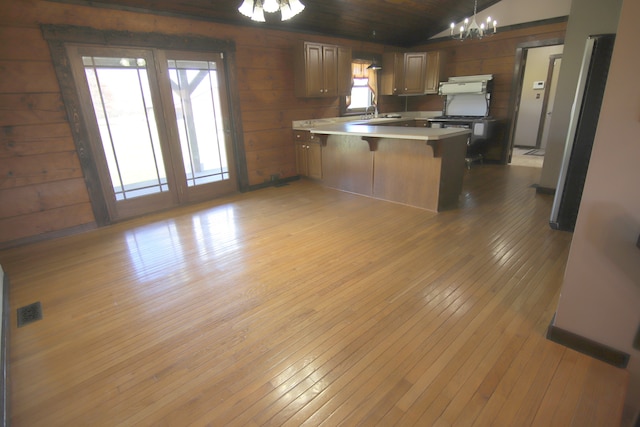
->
294 130 322 179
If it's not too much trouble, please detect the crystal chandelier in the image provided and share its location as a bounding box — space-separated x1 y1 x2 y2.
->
238 0 305 22
450 0 497 40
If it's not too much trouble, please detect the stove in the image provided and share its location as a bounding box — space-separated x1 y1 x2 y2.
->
427 75 498 165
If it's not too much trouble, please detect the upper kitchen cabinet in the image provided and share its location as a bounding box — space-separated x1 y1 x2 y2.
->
381 52 404 95
403 52 427 94
294 41 352 97
337 46 352 97
425 51 446 94
380 50 446 96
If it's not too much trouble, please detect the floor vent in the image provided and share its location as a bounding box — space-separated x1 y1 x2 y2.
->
17 302 43 327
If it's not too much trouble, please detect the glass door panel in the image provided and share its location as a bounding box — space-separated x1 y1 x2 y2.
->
83 55 169 201
168 59 229 186
162 52 236 202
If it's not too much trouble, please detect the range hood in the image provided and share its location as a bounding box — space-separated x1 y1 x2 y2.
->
438 74 493 95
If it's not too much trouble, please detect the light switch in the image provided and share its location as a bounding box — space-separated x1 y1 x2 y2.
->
533 81 545 90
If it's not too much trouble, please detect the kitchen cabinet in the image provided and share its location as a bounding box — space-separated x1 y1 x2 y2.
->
381 52 404 95
337 46 353 96
380 50 446 95
294 130 322 179
294 41 352 98
425 51 446 94
402 52 428 94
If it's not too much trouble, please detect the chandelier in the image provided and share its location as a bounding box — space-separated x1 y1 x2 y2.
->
238 0 305 22
450 0 497 40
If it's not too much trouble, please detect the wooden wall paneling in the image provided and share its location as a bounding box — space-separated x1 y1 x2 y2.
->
0 60 59 94
237 67 291 92
0 151 84 189
0 178 89 218
0 27 53 61
243 129 294 152
0 93 67 126
0 123 75 157
0 202 95 243
245 148 296 184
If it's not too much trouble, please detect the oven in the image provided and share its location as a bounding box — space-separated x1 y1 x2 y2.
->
428 75 498 166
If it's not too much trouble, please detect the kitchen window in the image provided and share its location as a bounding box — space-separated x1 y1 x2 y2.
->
345 61 378 115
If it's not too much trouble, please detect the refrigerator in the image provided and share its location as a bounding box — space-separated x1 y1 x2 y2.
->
549 34 616 231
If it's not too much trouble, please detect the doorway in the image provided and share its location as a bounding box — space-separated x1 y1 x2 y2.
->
506 40 564 165
67 45 237 221
537 54 562 151
43 25 248 227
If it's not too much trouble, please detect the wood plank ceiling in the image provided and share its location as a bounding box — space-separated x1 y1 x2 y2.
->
49 0 503 47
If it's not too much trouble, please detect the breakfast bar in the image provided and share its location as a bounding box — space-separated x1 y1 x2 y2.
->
309 121 471 212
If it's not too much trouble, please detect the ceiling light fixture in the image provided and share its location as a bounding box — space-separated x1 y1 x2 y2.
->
238 0 305 22
450 0 497 40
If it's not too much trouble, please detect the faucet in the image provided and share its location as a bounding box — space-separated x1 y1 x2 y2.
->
364 105 375 119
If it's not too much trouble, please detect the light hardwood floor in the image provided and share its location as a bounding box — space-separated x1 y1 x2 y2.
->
1 164 628 426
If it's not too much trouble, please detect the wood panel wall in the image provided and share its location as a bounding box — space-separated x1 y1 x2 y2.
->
0 0 564 248
406 20 568 161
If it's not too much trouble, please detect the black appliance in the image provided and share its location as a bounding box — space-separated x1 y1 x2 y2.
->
550 34 616 231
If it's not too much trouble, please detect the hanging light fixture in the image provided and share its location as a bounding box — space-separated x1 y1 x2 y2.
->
449 0 497 40
238 0 305 22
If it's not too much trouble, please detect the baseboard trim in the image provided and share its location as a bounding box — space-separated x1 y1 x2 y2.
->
546 322 630 368
0 222 97 251
246 175 300 192
535 186 556 195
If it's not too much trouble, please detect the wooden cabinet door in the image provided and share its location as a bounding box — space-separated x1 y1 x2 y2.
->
295 141 308 175
380 52 403 95
322 45 338 96
337 46 352 97
307 141 322 179
402 52 427 94
425 51 444 94
295 41 350 98
304 42 324 96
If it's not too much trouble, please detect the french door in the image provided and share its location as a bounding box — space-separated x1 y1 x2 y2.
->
67 45 237 221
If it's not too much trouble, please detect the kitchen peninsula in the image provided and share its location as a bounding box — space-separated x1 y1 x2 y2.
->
296 117 471 212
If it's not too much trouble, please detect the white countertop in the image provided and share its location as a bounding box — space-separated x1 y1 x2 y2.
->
292 111 442 130
309 123 471 141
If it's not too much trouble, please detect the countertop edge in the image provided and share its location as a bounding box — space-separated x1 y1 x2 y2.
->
308 124 471 141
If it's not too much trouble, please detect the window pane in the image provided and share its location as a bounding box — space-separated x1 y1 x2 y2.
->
350 86 372 109
83 56 168 200
168 59 230 187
